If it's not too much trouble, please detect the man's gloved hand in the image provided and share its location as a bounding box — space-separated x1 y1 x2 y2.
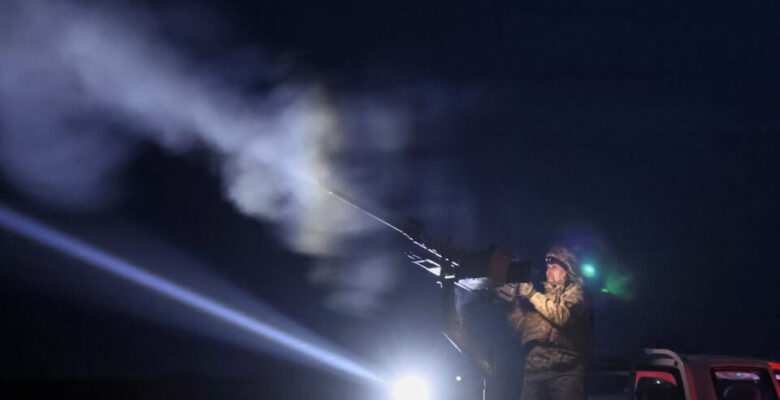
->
516 282 536 299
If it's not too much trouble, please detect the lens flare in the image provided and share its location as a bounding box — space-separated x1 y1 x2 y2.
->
604 271 633 300
0 204 379 383
582 263 596 277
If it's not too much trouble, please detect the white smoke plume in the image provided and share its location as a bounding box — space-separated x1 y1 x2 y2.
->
0 0 447 315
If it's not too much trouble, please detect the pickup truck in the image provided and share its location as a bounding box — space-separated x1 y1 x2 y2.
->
590 348 780 400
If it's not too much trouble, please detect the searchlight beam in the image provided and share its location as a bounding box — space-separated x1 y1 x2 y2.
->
0 204 380 383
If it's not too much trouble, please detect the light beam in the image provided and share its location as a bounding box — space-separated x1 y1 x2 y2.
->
0 204 380 383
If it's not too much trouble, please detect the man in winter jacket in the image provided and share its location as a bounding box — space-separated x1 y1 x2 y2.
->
509 246 591 400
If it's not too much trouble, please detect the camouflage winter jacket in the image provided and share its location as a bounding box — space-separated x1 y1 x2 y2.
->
508 279 591 369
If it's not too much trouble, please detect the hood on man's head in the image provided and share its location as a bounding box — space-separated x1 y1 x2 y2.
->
546 246 580 277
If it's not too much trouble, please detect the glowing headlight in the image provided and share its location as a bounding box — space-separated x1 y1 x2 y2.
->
390 374 430 400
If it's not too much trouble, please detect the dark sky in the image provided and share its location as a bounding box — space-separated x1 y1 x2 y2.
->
1 0 779 398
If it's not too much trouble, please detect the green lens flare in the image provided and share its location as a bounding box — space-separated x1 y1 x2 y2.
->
604 272 633 300
582 264 596 277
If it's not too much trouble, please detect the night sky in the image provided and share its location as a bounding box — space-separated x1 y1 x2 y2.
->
1 0 779 399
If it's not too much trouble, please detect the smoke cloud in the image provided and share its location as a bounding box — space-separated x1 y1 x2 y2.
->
0 0 474 315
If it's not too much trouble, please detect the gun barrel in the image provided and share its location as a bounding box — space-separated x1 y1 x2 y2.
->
322 187 414 240
318 182 507 285
319 184 449 254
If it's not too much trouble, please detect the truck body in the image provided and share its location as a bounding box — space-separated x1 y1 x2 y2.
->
590 349 780 400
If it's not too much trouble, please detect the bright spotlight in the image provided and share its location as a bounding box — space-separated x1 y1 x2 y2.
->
391 374 430 400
